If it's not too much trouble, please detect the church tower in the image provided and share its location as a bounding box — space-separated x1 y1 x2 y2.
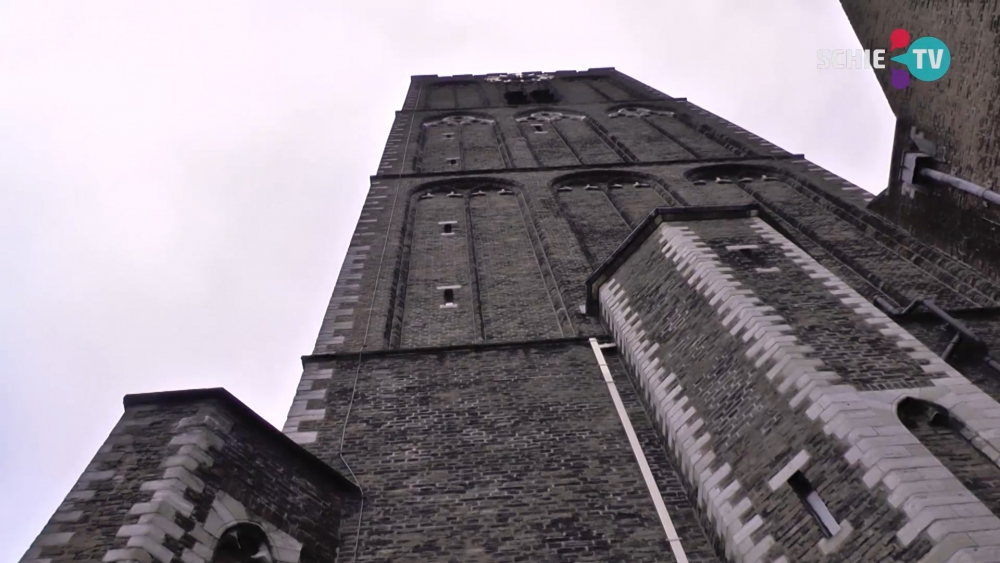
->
21 69 1000 563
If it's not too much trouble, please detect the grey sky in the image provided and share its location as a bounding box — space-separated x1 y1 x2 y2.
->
0 1 892 559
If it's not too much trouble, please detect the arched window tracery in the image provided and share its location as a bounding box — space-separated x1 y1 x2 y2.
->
605 105 736 160
551 172 681 266
388 180 570 348
212 524 274 563
515 110 633 166
415 114 511 172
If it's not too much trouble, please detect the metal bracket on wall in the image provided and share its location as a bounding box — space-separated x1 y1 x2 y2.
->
898 127 1000 206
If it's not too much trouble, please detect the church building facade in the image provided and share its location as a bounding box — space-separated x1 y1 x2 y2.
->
20 68 1000 563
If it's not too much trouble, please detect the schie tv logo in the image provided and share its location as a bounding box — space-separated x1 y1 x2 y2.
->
817 28 950 89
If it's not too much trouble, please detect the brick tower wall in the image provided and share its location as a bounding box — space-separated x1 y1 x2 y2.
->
23 68 1000 563
286 69 1000 562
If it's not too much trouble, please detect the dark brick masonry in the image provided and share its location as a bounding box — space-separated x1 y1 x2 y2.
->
23 390 355 563
24 67 1000 563
303 343 718 562
695 219 934 391
839 1 1000 284
601 218 933 561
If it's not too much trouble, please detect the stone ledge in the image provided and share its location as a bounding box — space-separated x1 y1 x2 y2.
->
123 388 358 493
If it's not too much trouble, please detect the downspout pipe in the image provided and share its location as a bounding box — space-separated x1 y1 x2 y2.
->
873 297 984 348
918 168 1000 206
588 338 691 563
873 297 999 374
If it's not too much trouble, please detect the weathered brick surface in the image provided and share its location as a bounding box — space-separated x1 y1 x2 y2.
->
22 392 355 563
603 222 934 561
318 154 1000 357
470 190 564 341
20 405 198 563
392 181 566 347
416 116 508 173
188 398 354 563
554 184 633 267
603 109 694 162
893 316 1000 404
300 343 715 562
607 355 724 563
398 191 478 347
696 219 934 390
706 169 997 310
839 1 1000 284
35 69 1000 563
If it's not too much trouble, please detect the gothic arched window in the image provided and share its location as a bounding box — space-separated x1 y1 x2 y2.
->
415 115 510 172
212 523 274 563
515 110 632 166
550 172 682 266
898 397 1000 517
390 180 568 347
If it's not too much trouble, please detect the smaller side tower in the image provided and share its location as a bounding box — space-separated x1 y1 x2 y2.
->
19 389 357 563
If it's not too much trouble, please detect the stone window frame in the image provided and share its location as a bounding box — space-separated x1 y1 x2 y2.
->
414 113 512 172
386 177 574 346
201 491 303 563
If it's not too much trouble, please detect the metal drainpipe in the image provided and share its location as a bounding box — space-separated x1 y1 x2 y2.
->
588 338 690 563
919 168 1000 206
872 297 1000 375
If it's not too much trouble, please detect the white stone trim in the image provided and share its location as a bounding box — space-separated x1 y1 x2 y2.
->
767 450 811 492
200 491 303 563
818 520 854 554
19 416 153 562
749 219 1000 558
600 279 776 563
282 367 330 445
105 414 229 563
647 219 1000 561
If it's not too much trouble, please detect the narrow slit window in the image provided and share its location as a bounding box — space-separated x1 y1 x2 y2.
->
447 158 459 166
531 123 544 133
443 289 454 305
443 223 453 234
788 471 840 537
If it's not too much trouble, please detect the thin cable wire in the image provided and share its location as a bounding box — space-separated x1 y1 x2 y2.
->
338 82 422 562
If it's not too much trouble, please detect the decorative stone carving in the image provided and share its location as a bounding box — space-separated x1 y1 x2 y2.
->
485 72 553 83
515 111 586 123
424 115 495 127
608 107 675 119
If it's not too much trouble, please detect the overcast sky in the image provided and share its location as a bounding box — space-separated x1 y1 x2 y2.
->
0 1 893 558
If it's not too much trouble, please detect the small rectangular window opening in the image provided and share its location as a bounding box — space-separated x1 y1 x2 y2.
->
447 158 459 166
503 91 531 105
788 471 840 537
531 124 545 133
443 289 454 304
443 223 453 234
530 89 556 103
